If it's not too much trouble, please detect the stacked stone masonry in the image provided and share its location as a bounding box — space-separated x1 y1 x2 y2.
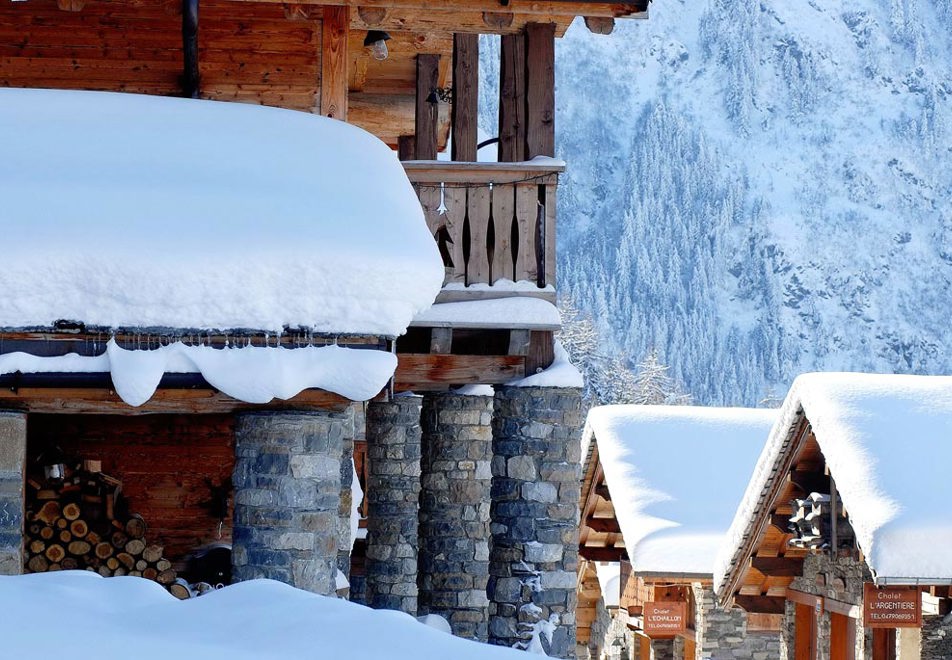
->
0 412 25 576
337 403 358 593
693 584 781 660
488 386 583 659
418 392 494 640
364 398 422 614
232 410 352 595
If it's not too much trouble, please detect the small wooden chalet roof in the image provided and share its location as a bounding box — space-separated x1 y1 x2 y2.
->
579 405 776 578
716 373 952 612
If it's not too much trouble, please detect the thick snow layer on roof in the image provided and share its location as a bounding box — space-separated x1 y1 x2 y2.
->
0 572 527 660
413 297 561 330
0 88 443 336
585 405 776 575
0 340 393 405
715 373 952 589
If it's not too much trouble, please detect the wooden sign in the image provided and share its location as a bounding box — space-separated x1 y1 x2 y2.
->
863 584 921 628
643 601 688 637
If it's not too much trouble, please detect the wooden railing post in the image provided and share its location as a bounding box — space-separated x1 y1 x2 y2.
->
525 23 556 159
452 34 479 163
320 6 349 121
415 54 441 160
498 34 526 163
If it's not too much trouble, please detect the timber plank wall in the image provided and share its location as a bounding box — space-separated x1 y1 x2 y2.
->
0 0 321 110
28 414 235 561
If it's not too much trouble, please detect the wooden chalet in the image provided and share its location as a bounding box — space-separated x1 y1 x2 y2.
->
715 373 952 660
0 2 647 657
577 405 779 660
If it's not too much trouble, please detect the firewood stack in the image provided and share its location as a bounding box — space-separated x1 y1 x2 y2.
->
23 460 190 599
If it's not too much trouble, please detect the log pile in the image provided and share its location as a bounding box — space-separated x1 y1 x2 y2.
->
24 460 190 599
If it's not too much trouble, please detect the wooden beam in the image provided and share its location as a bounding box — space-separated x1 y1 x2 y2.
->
750 556 805 577
594 483 611 501
526 330 555 376
398 135 417 161
429 328 453 354
734 595 786 615
579 545 625 562
451 33 479 162
415 53 441 160
498 33 526 162
524 22 555 158
585 517 621 534
320 5 350 120
0 387 351 415
584 16 615 34
395 353 524 389
768 513 792 533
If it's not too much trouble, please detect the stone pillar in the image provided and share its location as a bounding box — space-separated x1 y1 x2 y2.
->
921 613 952 659
0 412 26 575
364 397 422 614
418 392 493 640
649 639 675 660
337 403 358 592
232 410 352 595
693 584 782 659
488 386 583 659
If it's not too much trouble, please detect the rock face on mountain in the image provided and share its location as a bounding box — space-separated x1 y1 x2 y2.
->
482 0 952 404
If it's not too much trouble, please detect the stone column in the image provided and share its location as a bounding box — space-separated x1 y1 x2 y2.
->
649 639 675 660
418 392 494 641
693 584 782 659
488 386 583 659
364 397 422 614
0 412 26 575
232 410 352 595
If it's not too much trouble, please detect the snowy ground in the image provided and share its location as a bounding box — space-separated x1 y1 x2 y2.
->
0 572 528 660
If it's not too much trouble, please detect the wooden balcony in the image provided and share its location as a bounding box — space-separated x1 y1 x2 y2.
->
403 160 562 304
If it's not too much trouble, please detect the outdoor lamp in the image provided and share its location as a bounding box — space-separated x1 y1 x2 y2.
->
364 30 392 61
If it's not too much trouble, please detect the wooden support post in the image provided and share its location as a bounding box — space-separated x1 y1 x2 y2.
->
320 6 349 120
525 23 556 159
452 34 479 162
526 330 554 376
398 136 417 161
498 33 526 162
415 54 441 161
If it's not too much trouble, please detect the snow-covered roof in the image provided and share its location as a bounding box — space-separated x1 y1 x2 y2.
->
0 88 443 337
0 572 528 660
584 405 777 576
715 373 952 590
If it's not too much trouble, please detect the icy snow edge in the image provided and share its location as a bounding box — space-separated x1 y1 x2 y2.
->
0 89 443 336
714 373 952 593
587 405 776 576
0 340 395 405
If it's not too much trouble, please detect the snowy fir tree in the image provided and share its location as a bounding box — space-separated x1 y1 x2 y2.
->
482 0 952 405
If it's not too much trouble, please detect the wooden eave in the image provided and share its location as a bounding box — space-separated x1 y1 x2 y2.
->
719 413 828 612
579 439 627 562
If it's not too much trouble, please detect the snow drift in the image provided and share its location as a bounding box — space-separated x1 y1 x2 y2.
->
0 572 529 660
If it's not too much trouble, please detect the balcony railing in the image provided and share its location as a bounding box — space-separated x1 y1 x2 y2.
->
403 161 563 299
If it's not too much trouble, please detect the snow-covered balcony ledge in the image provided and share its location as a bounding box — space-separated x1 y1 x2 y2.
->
402 159 563 304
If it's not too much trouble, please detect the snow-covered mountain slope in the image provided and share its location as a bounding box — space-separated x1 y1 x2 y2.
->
482 0 952 404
